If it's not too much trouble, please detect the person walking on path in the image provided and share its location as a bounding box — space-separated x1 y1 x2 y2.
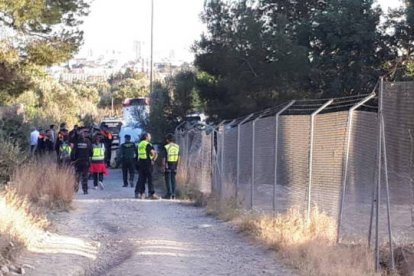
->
100 125 113 167
120 134 136 187
68 124 79 145
90 135 108 190
72 129 92 194
58 134 72 166
135 133 159 199
162 133 180 199
29 127 39 156
56 123 69 161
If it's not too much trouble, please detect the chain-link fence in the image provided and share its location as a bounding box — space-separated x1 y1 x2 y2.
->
175 80 414 267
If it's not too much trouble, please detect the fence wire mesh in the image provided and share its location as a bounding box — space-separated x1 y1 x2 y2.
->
175 81 414 248
383 82 414 244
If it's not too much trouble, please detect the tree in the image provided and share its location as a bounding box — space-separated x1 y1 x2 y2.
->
171 70 202 121
194 0 395 120
0 0 89 102
148 81 174 143
307 0 386 97
108 69 150 108
383 0 414 80
194 0 309 120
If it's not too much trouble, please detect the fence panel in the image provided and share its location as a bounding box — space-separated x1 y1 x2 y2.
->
239 122 253 209
276 115 311 213
176 81 414 249
253 116 276 212
340 111 378 242
383 82 414 244
311 112 348 218
222 126 238 201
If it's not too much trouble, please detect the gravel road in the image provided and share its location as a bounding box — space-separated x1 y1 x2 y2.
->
17 169 294 276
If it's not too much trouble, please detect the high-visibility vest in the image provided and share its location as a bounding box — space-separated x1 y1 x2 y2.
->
92 144 105 161
165 143 179 162
138 140 153 160
59 143 72 159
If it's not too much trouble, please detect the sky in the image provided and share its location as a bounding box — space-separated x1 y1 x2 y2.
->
77 0 206 64
77 0 404 64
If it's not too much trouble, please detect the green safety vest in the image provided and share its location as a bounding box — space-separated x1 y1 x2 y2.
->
165 143 179 162
138 140 153 160
92 144 105 161
59 143 72 159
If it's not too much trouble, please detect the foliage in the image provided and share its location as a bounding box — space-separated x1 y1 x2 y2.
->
194 0 403 119
306 0 385 97
0 138 26 186
12 76 100 129
148 69 203 143
383 0 414 80
170 70 202 121
194 0 310 119
107 68 150 108
148 81 174 143
0 106 30 150
0 0 89 102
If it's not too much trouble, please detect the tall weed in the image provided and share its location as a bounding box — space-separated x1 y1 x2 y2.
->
10 157 75 210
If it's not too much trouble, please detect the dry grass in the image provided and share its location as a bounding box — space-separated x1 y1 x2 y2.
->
175 170 207 205
0 188 49 265
208 197 378 276
206 195 240 221
0 157 76 265
10 157 75 210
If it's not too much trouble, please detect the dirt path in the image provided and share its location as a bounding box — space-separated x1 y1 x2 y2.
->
17 170 294 276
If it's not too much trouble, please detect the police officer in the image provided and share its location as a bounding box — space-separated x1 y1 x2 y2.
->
72 128 92 194
120 134 136 187
135 133 159 199
162 133 180 199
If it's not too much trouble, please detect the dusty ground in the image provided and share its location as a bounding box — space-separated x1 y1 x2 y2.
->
15 169 294 276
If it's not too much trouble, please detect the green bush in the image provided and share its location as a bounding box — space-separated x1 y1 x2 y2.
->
0 138 27 186
0 107 30 151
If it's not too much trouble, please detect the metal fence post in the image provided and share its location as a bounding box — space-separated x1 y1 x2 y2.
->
251 116 261 210
200 131 205 192
337 93 376 242
378 77 395 271
237 114 253 205
307 99 333 221
375 79 383 272
273 101 295 212
220 125 225 201
381 111 395 270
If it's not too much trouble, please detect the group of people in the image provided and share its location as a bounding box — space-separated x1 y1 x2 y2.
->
30 123 114 194
29 124 181 199
119 132 180 200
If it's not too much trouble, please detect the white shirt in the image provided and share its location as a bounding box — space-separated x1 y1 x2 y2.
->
30 130 39 145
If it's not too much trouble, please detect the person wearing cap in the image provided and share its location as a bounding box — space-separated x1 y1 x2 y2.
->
72 128 92 194
135 133 159 199
162 133 180 199
119 134 136 187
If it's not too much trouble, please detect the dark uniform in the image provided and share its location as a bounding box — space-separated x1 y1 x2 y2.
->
120 138 136 187
135 140 155 198
72 136 92 194
100 129 113 167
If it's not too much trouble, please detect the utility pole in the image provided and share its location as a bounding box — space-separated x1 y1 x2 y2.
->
150 0 154 94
